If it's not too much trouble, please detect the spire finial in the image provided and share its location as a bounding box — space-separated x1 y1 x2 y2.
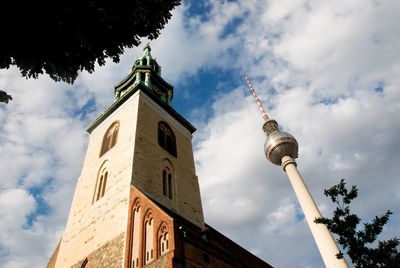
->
143 43 152 58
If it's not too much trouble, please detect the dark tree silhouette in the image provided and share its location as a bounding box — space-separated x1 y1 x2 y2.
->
0 90 12 103
0 1 181 103
315 179 400 268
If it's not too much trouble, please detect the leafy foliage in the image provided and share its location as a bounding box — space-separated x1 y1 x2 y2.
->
315 179 400 267
0 1 181 85
0 90 12 103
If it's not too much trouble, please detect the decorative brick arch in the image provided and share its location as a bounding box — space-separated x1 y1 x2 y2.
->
129 198 142 268
132 198 141 212
143 209 154 264
158 222 170 256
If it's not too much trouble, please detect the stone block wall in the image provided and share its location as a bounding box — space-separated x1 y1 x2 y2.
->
54 92 141 267
132 92 204 227
71 233 125 268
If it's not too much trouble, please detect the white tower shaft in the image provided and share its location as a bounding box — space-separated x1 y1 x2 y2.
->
281 156 348 268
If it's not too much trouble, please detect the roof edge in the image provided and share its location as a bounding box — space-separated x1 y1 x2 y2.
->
86 84 196 134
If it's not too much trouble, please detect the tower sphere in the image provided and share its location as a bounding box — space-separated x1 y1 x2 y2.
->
264 129 298 166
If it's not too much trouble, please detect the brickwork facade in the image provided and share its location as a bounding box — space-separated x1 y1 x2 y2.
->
124 186 175 268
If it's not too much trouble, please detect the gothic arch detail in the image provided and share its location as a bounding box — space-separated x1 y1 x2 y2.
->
143 210 154 264
158 121 177 157
162 159 174 200
130 198 141 268
158 222 170 256
100 121 119 157
93 161 109 203
133 198 141 211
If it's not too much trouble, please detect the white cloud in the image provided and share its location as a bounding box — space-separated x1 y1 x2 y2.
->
0 188 49 268
0 188 35 230
148 1 243 84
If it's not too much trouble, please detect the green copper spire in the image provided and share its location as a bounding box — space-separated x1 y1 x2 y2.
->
143 43 152 56
131 43 160 75
114 44 173 106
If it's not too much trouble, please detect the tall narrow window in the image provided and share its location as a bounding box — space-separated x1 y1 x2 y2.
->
93 166 108 203
100 121 119 157
158 223 170 256
81 258 93 268
162 170 167 196
144 210 154 264
163 167 173 199
158 122 177 157
162 164 174 200
131 199 141 268
167 173 172 199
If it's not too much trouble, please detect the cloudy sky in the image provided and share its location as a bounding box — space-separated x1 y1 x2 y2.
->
1 0 399 267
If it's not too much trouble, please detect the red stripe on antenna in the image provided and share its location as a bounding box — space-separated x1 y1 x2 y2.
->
244 75 269 122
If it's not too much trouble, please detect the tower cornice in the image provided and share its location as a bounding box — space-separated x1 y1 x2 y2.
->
114 66 173 94
86 84 195 134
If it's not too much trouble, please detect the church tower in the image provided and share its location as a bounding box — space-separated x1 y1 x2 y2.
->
48 45 272 268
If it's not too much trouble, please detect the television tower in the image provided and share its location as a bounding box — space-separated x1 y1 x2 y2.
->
244 76 348 268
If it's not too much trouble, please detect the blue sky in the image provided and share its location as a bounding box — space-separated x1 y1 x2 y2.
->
1 0 400 267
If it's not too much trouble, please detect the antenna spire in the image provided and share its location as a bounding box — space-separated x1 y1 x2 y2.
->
244 75 269 122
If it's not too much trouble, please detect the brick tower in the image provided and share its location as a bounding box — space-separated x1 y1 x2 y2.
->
47 45 272 268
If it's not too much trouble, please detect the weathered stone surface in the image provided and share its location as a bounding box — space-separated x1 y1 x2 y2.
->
54 94 138 267
133 92 204 227
71 233 125 268
144 254 169 268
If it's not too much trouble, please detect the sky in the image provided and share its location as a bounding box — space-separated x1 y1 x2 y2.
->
0 0 399 267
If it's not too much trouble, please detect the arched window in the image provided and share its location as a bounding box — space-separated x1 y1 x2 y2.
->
100 121 119 157
158 122 177 157
153 62 159 73
93 166 108 203
81 258 93 268
131 199 141 268
162 167 173 200
158 223 170 256
144 210 154 264
162 159 174 200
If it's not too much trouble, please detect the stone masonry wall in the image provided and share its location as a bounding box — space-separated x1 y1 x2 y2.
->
55 92 141 267
71 233 125 268
132 92 204 227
